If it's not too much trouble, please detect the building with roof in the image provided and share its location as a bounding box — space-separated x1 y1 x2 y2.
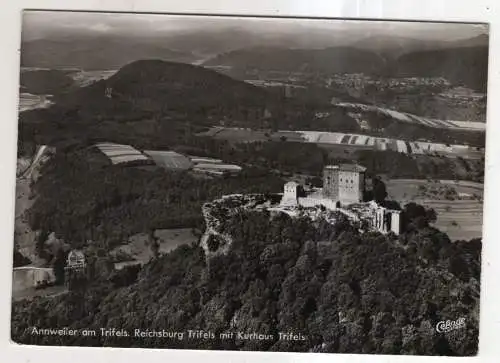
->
64 249 87 290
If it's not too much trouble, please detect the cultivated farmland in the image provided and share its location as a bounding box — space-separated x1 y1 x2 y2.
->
334 102 486 131
95 143 150 165
200 126 484 160
144 150 193 170
387 179 483 241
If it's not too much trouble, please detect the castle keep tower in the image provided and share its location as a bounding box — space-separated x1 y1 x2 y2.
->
323 165 340 200
323 164 366 205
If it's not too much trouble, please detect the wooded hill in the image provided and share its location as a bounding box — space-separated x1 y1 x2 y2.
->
12 207 480 355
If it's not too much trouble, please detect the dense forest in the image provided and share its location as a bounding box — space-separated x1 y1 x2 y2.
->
25 147 285 251
12 206 481 355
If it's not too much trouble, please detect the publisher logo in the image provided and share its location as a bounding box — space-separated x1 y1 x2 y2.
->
436 317 466 333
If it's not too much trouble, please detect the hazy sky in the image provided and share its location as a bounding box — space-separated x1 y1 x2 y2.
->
22 10 488 42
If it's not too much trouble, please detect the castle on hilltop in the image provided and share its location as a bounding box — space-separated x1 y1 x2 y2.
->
280 163 402 235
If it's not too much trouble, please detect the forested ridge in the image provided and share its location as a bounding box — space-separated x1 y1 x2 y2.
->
12 207 480 354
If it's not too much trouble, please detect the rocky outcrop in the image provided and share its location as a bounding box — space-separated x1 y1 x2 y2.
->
199 203 234 258
199 194 276 259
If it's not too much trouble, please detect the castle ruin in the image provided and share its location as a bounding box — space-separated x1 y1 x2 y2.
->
280 164 402 235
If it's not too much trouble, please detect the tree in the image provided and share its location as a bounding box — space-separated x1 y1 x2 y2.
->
13 250 31 268
53 248 67 285
372 176 388 203
403 202 438 229
148 229 160 259
35 230 49 259
425 208 437 224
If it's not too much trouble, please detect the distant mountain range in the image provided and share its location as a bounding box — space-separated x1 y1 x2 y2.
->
203 35 489 91
20 32 489 91
351 34 488 58
21 36 199 70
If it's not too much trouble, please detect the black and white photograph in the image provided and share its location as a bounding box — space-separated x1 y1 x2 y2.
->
11 10 487 356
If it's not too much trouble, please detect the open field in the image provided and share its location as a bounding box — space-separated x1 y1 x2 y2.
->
199 127 484 160
112 228 198 269
387 179 483 241
144 150 193 170
12 267 55 292
95 143 150 165
298 130 484 159
19 93 53 112
11 266 65 301
69 70 117 87
334 102 486 131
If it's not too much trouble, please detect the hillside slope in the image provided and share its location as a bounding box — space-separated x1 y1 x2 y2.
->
394 46 489 92
204 47 388 74
20 70 75 95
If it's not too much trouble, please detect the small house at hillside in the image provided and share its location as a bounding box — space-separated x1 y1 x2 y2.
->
66 250 86 270
64 249 88 290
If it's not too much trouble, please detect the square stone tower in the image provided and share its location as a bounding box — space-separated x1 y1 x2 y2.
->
323 165 340 200
323 164 366 205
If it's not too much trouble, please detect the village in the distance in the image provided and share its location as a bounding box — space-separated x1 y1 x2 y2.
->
12 12 486 356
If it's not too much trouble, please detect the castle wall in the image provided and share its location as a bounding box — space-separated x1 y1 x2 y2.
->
337 208 360 222
298 197 337 210
391 212 401 235
369 206 401 235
